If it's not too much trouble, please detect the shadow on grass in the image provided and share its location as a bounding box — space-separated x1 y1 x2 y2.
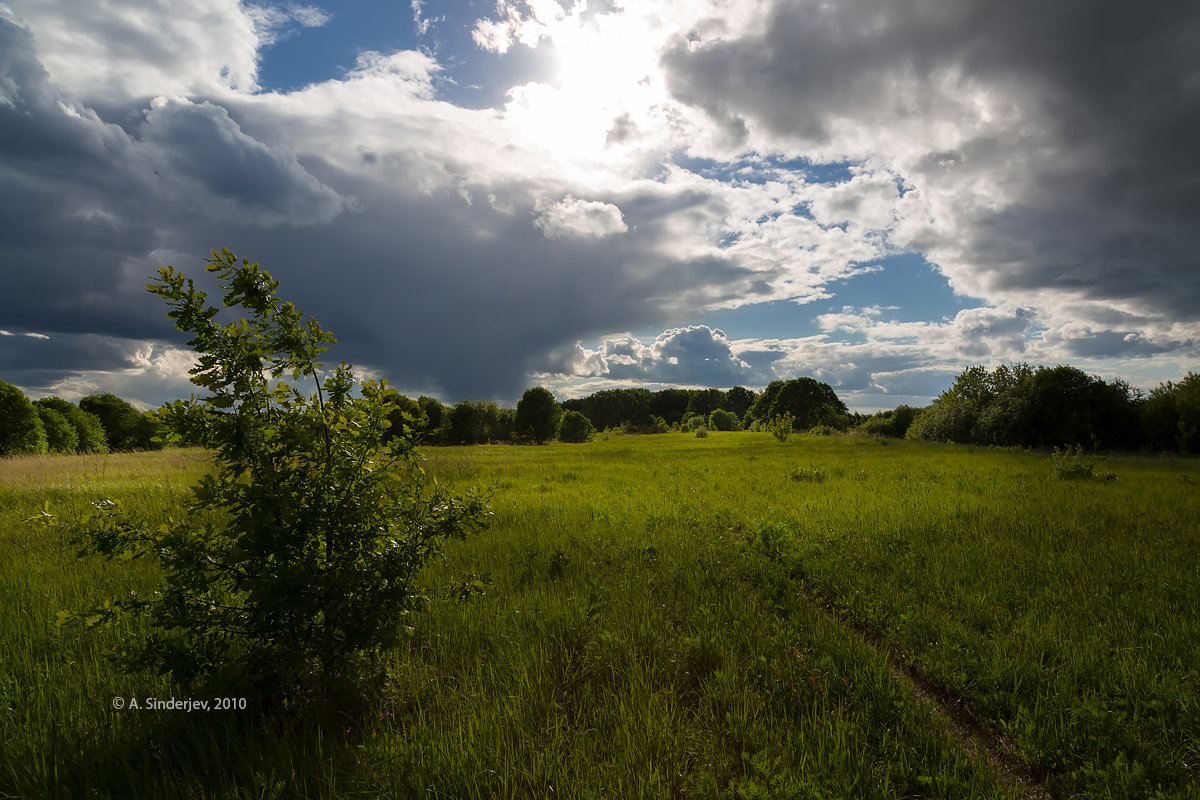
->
39 703 370 800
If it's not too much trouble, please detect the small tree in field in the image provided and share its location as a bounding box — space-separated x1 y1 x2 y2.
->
515 386 562 444
558 409 594 443
769 412 795 442
61 249 490 708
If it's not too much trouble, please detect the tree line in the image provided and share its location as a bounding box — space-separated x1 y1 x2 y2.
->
0 382 161 455
3 365 1198 456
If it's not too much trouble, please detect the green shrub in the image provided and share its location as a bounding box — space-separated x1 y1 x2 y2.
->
695 427 709 438
559 409 595 443
787 465 826 482
60 249 492 707
1050 445 1116 482
708 408 739 431
768 412 795 442
808 424 836 436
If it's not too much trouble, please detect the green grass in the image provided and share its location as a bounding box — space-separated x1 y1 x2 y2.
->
1 436 1197 798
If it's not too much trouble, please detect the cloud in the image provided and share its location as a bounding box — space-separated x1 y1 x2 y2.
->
5 0 261 99
533 195 628 239
548 325 753 387
139 96 351 226
661 0 1200 334
1 0 1197 414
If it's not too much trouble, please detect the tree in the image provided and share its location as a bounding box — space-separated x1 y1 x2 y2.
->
708 408 738 431
380 389 424 445
60 249 491 706
749 378 847 430
905 398 977 443
724 386 757 420
0 380 47 455
36 405 78 453
79 393 143 451
35 397 109 453
448 400 494 444
515 387 562 444
559 409 595 443
686 388 726 418
769 412 795 442
856 405 919 438
1143 373 1200 453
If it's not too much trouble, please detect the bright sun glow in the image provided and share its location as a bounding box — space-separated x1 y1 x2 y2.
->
500 5 671 168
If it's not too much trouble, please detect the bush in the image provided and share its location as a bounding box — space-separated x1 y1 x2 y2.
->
35 398 109 453
808 425 837 436
36 405 78 453
0 380 47 455
515 387 562 444
905 399 977 444
79 393 144 451
695 427 709 438
769 413 795 442
559 409 595 443
708 408 739 431
787 465 826 482
856 405 919 438
60 249 492 707
1050 445 1116 482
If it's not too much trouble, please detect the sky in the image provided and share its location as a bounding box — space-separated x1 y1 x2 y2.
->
1 0 1198 412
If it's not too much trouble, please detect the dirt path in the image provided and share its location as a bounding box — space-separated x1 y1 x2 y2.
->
804 588 1057 800
872 634 1054 800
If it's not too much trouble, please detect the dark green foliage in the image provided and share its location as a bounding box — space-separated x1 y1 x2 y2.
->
724 386 757 420
905 398 978 443
908 364 1140 449
64 249 491 705
856 405 919 438
0 380 47 455
570 388 653 430
36 405 78 453
1141 373 1200 453
649 388 692 426
418 395 447 437
79 393 144 451
35 397 109 453
515 387 562 444
448 400 503 445
565 386 758 432
683 413 707 432
380 389 423 445
685 388 726 418
134 410 165 450
708 408 738 431
748 378 848 430
494 407 516 443
558 409 595 443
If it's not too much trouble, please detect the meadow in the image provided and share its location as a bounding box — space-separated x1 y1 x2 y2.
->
0 435 1197 799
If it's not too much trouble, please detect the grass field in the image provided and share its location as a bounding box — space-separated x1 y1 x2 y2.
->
1 435 1197 799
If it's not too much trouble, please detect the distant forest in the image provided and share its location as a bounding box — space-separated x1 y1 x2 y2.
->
1 364 1197 456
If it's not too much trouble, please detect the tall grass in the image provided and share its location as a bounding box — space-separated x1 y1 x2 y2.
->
1 436 1196 798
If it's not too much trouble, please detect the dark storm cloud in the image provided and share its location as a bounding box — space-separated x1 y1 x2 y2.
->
662 0 1200 326
186 178 771 403
0 15 350 345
